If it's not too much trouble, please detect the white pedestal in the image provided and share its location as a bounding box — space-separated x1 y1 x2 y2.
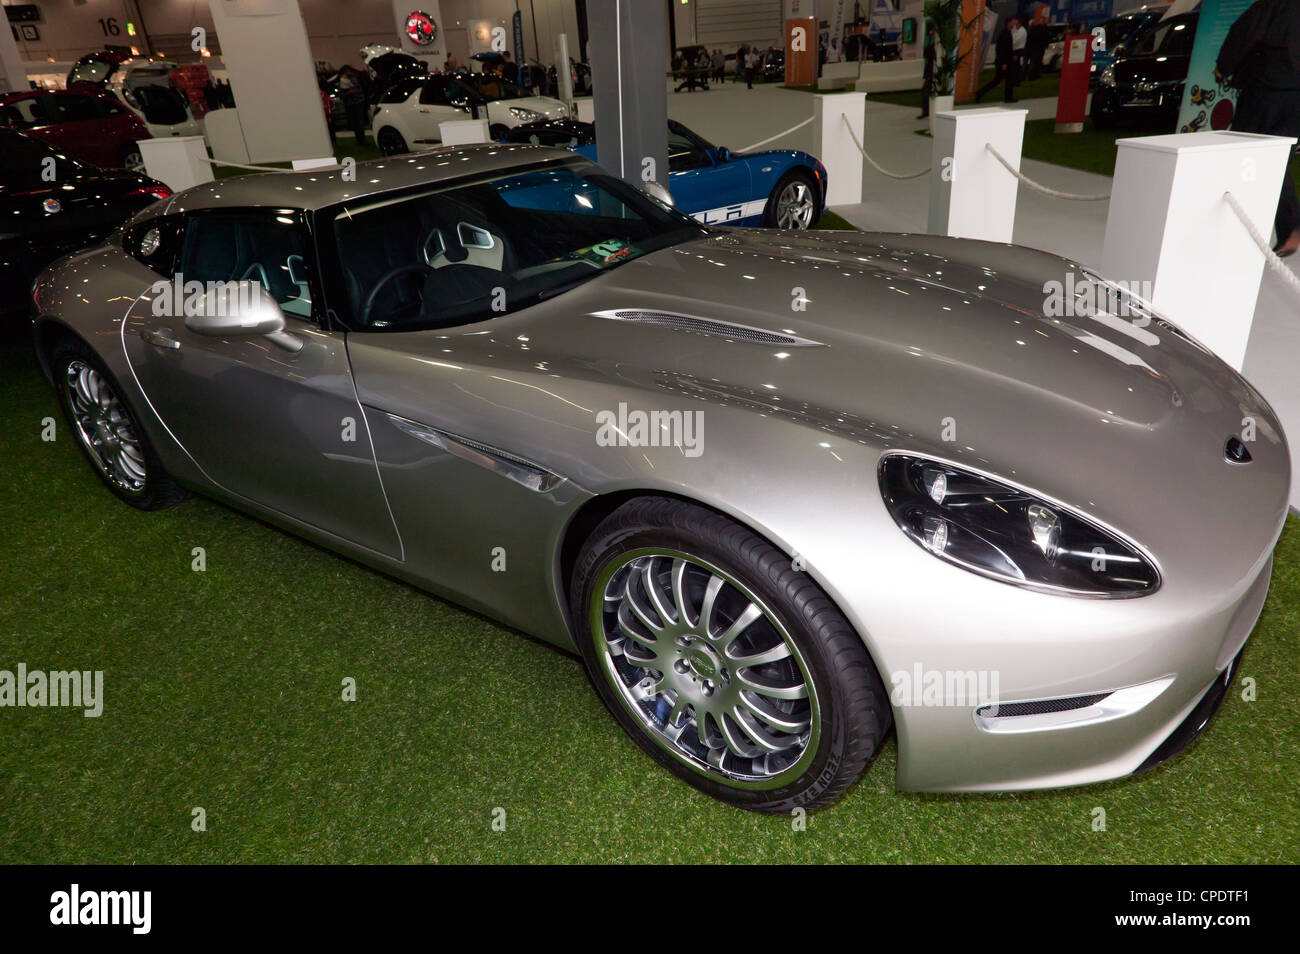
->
291 157 336 171
1101 131 1296 371
204 109 251 165
439 119 490 145
928 107 1027 243
814 92 867 207
573 97 595 123
137 136 214 192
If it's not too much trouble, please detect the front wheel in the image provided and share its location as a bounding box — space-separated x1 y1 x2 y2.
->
121 144 145 173
571 497 890 812
377 126 408 156
763 170 819 230
50 338 189 511
489 123 510 140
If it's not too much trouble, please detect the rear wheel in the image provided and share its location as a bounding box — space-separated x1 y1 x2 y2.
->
50 338 188 511
121 143 145 173
763 170 819 230
571 497 890 812
489 123 510 140
1090 92 1118 130
377 126 408 155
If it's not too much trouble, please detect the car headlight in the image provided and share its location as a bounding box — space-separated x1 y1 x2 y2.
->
879 455 1159 597
1100 65 1116 87
509 106 542 121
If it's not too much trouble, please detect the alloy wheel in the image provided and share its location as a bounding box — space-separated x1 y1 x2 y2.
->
776 179 815 229
590 549 820 789
65 360 147 494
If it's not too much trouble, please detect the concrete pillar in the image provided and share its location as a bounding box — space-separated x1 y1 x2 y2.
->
587 0 667 187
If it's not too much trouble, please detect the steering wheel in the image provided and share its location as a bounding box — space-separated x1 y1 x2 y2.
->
360 263 431 326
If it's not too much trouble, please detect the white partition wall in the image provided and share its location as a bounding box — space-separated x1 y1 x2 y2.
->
207 0 332 164
928 107 1027 243
0 12 27 93
1100 132 1296 371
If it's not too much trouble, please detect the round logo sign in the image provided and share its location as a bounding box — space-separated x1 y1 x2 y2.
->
405 11 438 47
43 198 61 214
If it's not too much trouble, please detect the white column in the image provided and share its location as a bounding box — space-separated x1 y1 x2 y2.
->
207 0 332 164
0 11 27 94
814 92 867 207
928 107 1027 243
138 137 215 192
1100 131 1296 371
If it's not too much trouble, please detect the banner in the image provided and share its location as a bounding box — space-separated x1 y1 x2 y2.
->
952 0 987 104
512 10 525 84
1176 0 1255 133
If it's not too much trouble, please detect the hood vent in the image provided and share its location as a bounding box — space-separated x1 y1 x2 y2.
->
591 309 822 347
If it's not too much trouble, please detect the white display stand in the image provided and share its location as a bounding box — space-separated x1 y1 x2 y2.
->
928 107 1027 243
204 109 251 165
439 119 491 145
574 98 595 123
292 157 337 171
1100 131 1296 371
814 92 867 207
138 136 215 192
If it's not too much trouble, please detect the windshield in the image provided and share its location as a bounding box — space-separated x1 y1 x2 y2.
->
328 159 705 331
67 61 112 85
461 73 528 100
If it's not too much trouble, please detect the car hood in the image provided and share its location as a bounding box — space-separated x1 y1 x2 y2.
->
494 96 568 118
353 228 1288 569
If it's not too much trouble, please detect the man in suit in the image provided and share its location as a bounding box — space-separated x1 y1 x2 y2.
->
1218 0 1300 255
976 19 1019 103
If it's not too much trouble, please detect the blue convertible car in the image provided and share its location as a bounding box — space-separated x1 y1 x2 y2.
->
503 118 828 229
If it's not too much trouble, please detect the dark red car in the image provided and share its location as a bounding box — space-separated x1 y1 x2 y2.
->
0 89 151 171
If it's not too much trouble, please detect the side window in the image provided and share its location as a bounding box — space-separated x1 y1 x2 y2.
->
58 95 107 123
383 78 423 104
125 217 185 276
418 77 450 105
179 211 316 320
668 127 711 173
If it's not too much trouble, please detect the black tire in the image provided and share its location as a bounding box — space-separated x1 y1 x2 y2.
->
377 126 408 156
570 497 890 812
762 169 820 230
49 337 189 511
1090 93 1117 131
489 123 510 141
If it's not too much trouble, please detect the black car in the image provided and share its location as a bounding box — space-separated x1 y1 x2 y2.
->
0 129 169 315
1091 12 1199 130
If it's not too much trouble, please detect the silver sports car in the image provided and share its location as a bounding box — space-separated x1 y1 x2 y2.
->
30 144 1289 812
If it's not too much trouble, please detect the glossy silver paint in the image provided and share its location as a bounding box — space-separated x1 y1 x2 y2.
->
31 145 1289 792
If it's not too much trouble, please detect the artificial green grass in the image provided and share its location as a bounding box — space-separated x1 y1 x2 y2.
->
0 326 1297 864
866 67 1063 109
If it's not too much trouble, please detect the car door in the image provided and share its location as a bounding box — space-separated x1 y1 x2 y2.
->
666 122 753 226
122 208 403 558
413 76 468 144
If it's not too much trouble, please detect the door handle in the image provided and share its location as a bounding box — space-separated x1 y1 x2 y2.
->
141 327 181 350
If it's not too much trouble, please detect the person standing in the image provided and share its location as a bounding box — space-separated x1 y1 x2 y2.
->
976 20 1018 103
712 48 726 83
1218 0 1300 255
919 27 936 119
744 47 759 88
338 66 369 147
1010 17 1028 79
1026 13 1050 81
736 44 747 82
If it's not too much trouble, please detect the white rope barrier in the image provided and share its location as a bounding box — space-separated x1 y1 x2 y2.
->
985 143 1111 201
840 115 930 180
1224 191 1300 299
736 115 816 153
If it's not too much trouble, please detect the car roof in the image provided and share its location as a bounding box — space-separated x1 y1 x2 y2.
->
162 143 578 214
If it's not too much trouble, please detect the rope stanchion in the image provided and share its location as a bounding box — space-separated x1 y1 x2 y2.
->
840 115 930 180
985 143 1110 201
1225 191 1300 299
736 115 815 153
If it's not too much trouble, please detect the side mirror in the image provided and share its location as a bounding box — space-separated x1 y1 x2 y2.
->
642 180 675 208
716 146 732 163
186 280 303 352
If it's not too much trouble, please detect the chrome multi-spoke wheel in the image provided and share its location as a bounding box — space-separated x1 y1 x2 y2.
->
591 549 820 789
774 177 816 229
65 359 147 494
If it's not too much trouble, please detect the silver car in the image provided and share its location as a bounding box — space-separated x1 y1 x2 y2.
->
30 145 1289 812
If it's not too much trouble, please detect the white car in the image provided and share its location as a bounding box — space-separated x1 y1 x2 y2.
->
67 57 202 142
372 73 568 154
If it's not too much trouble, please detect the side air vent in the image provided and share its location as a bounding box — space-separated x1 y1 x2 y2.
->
976 693 1112 719
591 309 822 347
387 413 565 493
